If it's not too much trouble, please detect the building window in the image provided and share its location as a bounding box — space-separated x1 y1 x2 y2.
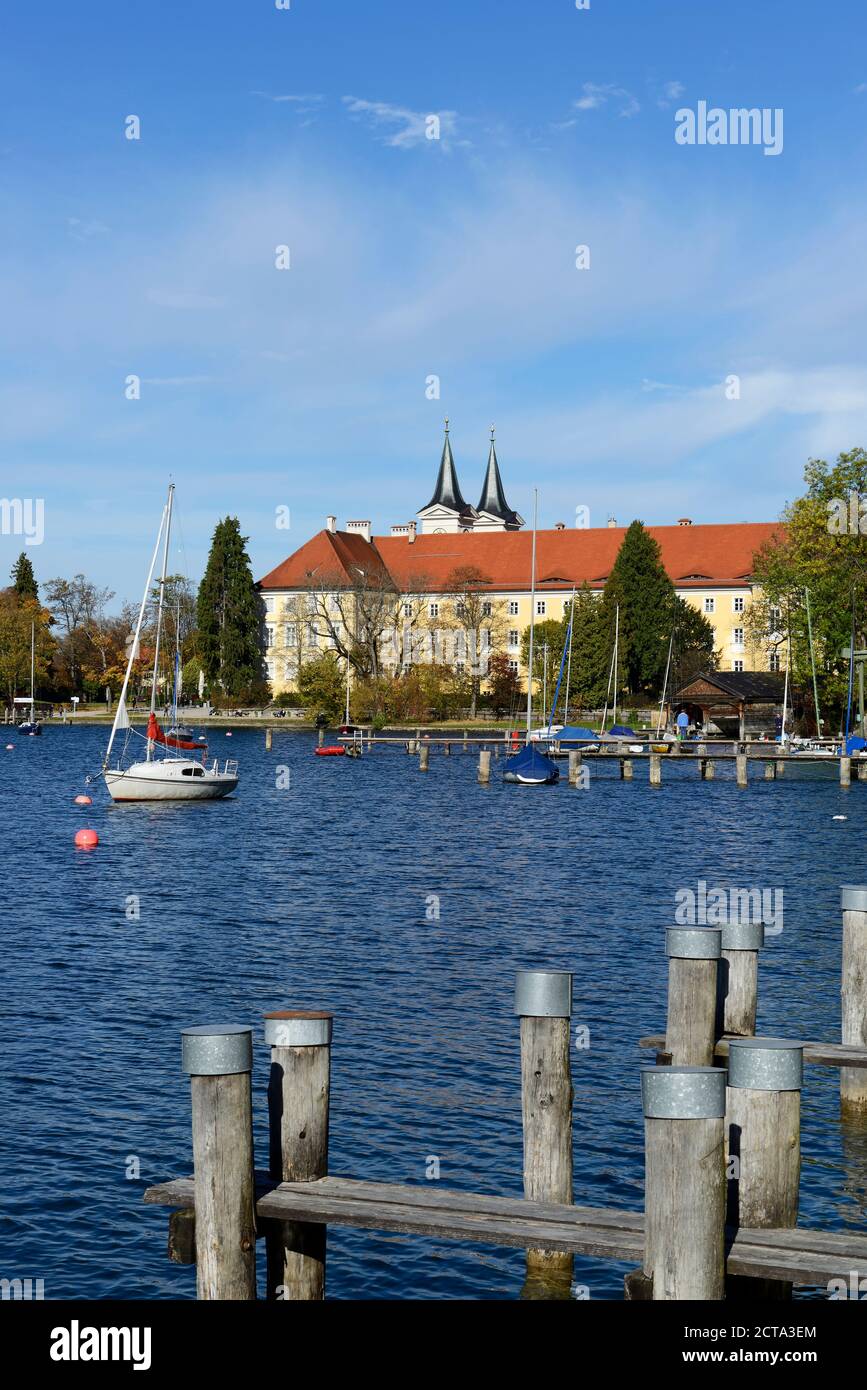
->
733 627 744 648
508 659 518 672
455 601 466 618
733 596 744 613
768 651 780 672
266 660 275 679
455 661 465 674
481 628 491 650
536 600 546 616
733 659 744 672
704 597 715 614
306 594 317 612
509 629 519 647
285 623 297 645
306 623 317 647
482 601 492 617
768 607 781 633
264 596 275 613
429 602 439 618
403 602 412 617
264 625 274 648
509 601 519 616
284 661 297 680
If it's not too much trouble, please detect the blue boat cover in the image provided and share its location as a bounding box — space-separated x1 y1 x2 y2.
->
503 745 560 783
845 734 867 754
608 724 636 737
556 726 598 741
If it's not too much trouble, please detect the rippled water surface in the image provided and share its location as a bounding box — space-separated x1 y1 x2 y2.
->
2 727 867 1299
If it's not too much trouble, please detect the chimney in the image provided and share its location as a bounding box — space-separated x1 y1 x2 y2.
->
346 520 371 543
607 515 617 528
408 521 416 544
326 515 336 533
677 517 693 526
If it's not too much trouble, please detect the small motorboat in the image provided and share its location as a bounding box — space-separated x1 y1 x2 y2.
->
315 745 346 757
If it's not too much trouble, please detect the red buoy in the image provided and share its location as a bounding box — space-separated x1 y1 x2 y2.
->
74 828 99 849
74 794 92 806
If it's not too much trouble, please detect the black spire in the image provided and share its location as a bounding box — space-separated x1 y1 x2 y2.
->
477 427 521 528
422 419 474 517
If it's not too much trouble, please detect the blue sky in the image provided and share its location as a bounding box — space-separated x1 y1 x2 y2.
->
3 0 867 602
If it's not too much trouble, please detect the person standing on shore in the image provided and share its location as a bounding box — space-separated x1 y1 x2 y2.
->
676 707 689 741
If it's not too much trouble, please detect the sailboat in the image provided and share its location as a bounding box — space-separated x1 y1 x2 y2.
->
102 484 239 802
503 491 559 785
166 597 196 742
15 623 42 736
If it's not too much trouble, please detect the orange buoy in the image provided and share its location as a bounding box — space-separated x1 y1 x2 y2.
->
74 828 99 849
74 794 92 806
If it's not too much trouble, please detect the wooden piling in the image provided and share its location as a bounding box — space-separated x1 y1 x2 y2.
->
764 760 775 780
263 1011 333 1300
181 1026 256 1300
717 922 764 1038
568 750 581 785
841 755 851 787
701 758 715 780
841 886 867 1112
265 727 273 752
641 1066 727 1300
318 727 325 747
775 759 785 776
478 749 491 784
515 971 573 1288
649 753 662 786
725 1038 803 1299
444 741 450 755
665 927 721 1066
419 743 429 772
736 753 748 787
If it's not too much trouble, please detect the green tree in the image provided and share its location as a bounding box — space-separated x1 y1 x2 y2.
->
563 585 610 710
197 518 265 697
750 449 867 732
298 651 345 722
10 553 38 601
602 522 715 698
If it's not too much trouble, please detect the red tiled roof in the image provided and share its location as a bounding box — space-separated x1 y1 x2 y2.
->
258 522 784 593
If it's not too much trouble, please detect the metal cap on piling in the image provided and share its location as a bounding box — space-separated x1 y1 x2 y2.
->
263 1010 334 1047
841 885 867 912
720 921 765 951
665 927 722 960
514 970 573 1018
181 1025 253 1076
727 1037 803 1091
641 1065 727 1119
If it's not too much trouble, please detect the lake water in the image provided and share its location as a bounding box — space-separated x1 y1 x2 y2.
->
2 727 866 1300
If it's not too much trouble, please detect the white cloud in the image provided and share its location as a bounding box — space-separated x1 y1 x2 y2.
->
574 83 640 118
67 216 110 240
657 80 685 108
342 96 458 147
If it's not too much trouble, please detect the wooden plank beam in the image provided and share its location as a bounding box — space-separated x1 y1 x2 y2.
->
639 1033 867 1069
143 1175 867 1285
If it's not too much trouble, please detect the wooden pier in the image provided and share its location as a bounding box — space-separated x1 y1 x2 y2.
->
144 887 867 1301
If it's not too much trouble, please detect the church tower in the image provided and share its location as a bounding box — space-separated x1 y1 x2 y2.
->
474 427 523 531
416 420 478 534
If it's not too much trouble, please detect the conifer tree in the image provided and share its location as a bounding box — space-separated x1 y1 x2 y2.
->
197 518 265 697
602 521 714 696
10 552 38 601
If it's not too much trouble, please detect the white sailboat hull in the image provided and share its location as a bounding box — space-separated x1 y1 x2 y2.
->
103 758 238 802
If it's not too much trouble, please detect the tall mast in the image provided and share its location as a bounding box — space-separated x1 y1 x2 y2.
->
104 502 167 765
30 621 35 710
148 483 175 757
526 489 538 736
612 603 620 728
804 588 821 737
563 587 575 724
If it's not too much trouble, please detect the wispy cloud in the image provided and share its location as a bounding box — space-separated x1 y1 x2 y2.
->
252 91 325 117
574 83 640 118
67 216 110 240
146 289 225 310
342 96 459 148
657 80 685 108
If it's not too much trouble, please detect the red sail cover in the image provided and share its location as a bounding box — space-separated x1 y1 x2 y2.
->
146 713 204 751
